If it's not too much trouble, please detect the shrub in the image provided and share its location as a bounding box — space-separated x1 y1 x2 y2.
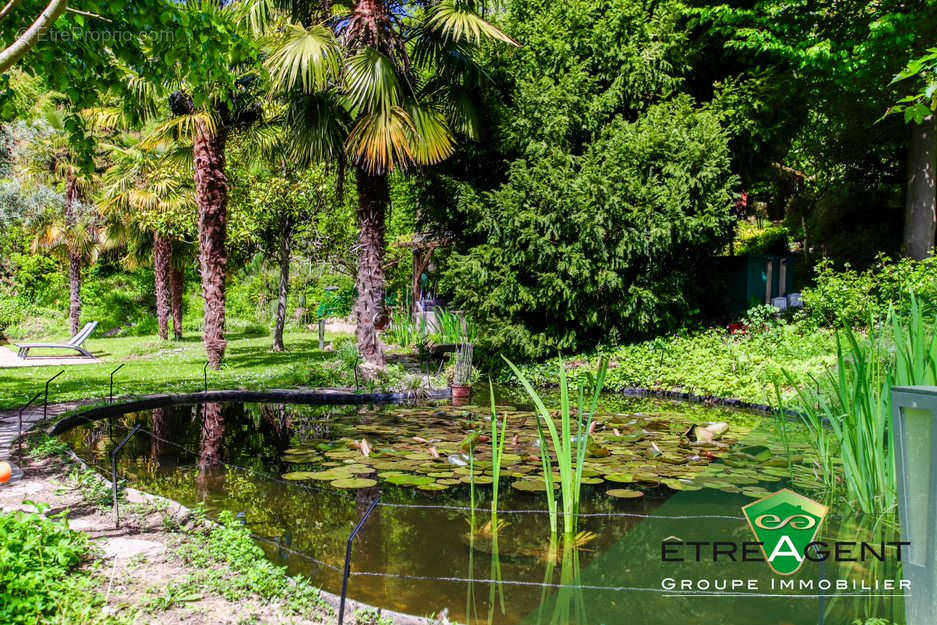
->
441 96 738 360
802 255 937 327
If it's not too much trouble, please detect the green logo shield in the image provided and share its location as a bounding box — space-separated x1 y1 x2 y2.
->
742 489 828 575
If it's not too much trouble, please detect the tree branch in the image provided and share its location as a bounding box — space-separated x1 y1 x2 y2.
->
0 0 70 73
0 0 24 22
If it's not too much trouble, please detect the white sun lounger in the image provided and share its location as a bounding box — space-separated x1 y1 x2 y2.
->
16 321 99 359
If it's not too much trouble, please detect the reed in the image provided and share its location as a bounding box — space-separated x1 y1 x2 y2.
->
488 379 509 519
504 356 609 538
784 299 937 515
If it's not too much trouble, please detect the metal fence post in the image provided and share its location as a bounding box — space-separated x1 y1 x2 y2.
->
111 424 141 529
109 364 125 404
43 370 64 421
204 360 210 392
17 392 42 453
338 496 381 625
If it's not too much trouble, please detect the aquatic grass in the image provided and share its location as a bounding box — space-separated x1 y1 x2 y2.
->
488 379 509 520
434 309 478 344
783 299 937 515
504 356 609 538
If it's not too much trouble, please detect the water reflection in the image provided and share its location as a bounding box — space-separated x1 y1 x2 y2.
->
58 398 904 625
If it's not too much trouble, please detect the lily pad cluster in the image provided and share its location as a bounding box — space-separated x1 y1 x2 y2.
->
278 404 819 500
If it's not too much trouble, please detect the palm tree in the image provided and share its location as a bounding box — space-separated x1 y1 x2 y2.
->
245 0 517 367
98 137 196 340
131 1 265 368
17 107 100 335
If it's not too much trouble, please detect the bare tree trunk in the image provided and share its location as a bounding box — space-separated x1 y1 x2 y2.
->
65 253 81 336
905 115 937 259
193 121 229 369
65 174 81 336
154 233 172 340
272 216 292 352
199 402 224 470
171 266 184 340
354 169 389 367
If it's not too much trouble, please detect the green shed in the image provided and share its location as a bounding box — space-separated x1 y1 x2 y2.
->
716 254 798 319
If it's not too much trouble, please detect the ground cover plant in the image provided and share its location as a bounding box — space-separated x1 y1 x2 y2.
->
0 507 131 625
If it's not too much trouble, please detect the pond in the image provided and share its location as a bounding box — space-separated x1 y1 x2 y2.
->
59 389 904 625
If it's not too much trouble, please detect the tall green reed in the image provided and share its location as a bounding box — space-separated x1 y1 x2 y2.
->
504 356 609 538
783 298 937 516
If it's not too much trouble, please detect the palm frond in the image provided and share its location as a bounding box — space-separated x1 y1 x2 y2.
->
346 107 415 174
143 112 219 148
266 23 341 93
405 101 455 165
285 91 350 165
425 1 519 47
344 48 403 115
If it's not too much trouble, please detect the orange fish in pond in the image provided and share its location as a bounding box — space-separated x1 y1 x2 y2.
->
0 462 11 484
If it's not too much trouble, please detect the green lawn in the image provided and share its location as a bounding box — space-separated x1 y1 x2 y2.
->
0 330 359 411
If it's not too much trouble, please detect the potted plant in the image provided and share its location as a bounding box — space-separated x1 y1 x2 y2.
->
449 343 476 399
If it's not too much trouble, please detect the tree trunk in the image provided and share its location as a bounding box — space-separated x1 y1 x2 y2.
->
354 169 389 367
199 402 224 470
272 217 292 352
193 121 229 369
171 266 184 340
154 233 172 340
67 253 81 336
905 115 937 259
65 174 81 336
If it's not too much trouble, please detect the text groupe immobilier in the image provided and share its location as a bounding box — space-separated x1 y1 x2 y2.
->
661 577 911 592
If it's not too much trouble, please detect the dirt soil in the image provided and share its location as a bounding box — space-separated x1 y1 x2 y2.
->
0 451 347 625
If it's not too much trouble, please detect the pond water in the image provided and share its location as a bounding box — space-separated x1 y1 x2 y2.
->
59 389 904 625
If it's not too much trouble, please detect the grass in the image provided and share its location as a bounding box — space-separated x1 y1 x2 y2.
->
0 329 362 411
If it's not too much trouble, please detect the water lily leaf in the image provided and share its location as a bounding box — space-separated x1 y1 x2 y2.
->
330 478 377 489
281 472 320 480
604 473 635 483
607 488 644 499
385 474 435 486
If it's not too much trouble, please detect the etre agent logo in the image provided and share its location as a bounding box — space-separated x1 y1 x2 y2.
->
742 489 828 575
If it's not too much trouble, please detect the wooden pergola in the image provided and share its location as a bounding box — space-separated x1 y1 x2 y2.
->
393 233 451 310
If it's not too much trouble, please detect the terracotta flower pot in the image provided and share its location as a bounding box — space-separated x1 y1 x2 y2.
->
450 385 472 399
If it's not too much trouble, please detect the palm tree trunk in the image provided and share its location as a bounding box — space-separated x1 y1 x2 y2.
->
193 120 229 369
68 253 81 337
171 266 184 340
199 402 224 470
154 233 172 340
904 115 937 259
272 217 292 352
65 173 81 336
354 169 389 367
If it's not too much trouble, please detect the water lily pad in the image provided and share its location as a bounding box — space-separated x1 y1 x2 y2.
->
604 473 635 483
330 478 377 489
385 474 434 486
281 472 320 480
607 489 644 499
512 479 557 492
418 483 449 491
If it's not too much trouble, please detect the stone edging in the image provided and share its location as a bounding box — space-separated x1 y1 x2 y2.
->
48 387 453 435
615 387 775 413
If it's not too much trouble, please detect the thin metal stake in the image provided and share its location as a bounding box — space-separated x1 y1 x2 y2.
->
109 364 125 403
17 392 42 453
43 370 64 421
111 424 141 529
204 360 210 392
338 496 381 625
